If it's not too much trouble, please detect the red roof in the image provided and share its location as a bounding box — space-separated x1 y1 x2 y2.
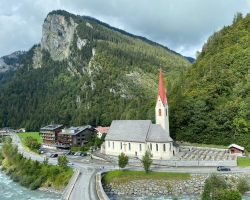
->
156 68 167 104
95 126 109 134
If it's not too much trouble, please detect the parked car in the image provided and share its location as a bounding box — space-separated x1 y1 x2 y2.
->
217 166 231 171
50 153 58 158
67 161 74 166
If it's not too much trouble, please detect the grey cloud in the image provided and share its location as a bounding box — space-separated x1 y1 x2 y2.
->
1 0 250 57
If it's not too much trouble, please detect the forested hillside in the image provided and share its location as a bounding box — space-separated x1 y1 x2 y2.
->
0 10 190 131
0 51 26 87
169 12 250 150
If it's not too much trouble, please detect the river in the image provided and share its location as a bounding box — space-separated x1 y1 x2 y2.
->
0 170 61 200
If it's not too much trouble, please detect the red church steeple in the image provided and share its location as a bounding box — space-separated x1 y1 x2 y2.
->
156 68 167 104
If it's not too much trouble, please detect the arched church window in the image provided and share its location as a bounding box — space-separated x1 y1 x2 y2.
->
156 144 158 151
150 143 152 150
159 109 162 116
163 144 166 152
108 141 110 147
120 142 122 150
139 144 142 151
128 143 131 150
112 142 114 149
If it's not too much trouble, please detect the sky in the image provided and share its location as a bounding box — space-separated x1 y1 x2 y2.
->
1 0 250 58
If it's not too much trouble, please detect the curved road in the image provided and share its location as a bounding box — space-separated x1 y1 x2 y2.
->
9 133 250 200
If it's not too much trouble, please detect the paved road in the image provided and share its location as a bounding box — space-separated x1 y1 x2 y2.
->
9 133 250 200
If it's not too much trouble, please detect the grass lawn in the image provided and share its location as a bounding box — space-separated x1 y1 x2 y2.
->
181 142 227 149
102 170 190 184
237 157 250 166
17 132 42 147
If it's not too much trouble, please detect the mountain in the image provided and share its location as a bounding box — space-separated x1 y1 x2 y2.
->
185 56 195 63
0 10 190 131
169 12 250 150
0 51 26 88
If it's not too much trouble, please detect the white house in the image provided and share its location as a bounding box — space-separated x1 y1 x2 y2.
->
104 68 179 160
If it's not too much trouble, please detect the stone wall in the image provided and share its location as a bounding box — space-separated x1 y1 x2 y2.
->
102 173 250 196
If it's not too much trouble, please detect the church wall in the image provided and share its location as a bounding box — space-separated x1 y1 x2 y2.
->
146 142 173 160
105 140 147 158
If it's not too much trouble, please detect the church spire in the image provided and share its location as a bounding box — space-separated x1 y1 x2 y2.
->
155 68 170 135
156 68 167 105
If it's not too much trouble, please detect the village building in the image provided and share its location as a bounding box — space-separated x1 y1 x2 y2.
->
57 125 97 148
40 124 96 148
40 124 64 145
228 144 244 156
104 69 179 160
95 126 109 138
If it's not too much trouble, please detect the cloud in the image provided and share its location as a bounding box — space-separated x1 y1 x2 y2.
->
1 0 250 57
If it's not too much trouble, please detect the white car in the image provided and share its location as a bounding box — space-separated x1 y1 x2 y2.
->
67 162 74 166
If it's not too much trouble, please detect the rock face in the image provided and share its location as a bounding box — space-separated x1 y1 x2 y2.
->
0 51 26 73
41 14 77 61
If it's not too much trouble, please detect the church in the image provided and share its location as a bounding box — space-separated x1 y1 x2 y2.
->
104 69 179 160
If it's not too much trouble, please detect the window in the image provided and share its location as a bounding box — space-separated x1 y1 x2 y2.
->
166 108 168 116
112 142 114 149
158 109 162 116
139 144 142 151
163 144 166 152
156 144 158 151
150 143 152 151
170 143 172 150
128 143 131 150
108 141 110 148
120 142 122 150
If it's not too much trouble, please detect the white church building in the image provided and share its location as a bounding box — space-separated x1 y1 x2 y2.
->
104 69 179 160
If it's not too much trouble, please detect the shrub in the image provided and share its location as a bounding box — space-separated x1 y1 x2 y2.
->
10 172 21 182
141 150 153 173
213 188 241 200
118 152 129 169
237 177 250 194
20 176 34 187
29 177 43 190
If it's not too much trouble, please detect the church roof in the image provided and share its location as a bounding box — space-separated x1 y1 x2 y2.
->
105 120 151 142
147 124 173 142
156 68 167 104
105 120 173 143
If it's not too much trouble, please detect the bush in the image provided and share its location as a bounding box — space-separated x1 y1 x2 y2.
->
10 172 21 182
237 177 250 194
202 173 227 200
213 188 241 200
20 176 34 187
29 177 43 190
141 150 153 173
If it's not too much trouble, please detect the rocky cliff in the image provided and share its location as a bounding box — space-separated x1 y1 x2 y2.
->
0 51 26 73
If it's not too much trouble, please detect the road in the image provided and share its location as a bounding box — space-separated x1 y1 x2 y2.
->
9 133 250 200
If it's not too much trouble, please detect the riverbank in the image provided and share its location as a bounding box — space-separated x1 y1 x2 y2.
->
102 173 250 196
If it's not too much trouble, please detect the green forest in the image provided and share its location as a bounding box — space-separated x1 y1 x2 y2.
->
3 10 250 150
0 10 190 131
169 12 250 150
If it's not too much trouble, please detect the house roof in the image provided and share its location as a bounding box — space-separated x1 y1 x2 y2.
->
228 143 244 151
40 124 63 131
105 120 172 143
95 126 109 134
60 125 94 136
156 68 167 104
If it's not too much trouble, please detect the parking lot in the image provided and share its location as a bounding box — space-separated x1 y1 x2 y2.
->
40 147 91 164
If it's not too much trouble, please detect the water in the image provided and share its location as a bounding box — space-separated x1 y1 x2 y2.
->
0 170 61 200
